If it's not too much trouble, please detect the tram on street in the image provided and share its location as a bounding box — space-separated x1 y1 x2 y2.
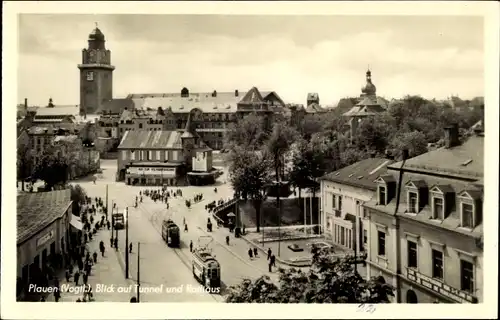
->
161 219 180 247
112 213 125 230
192 236 221 290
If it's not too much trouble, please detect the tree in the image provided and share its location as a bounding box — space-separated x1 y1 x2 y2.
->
31 145 70 191
266 120 298 182
389 130 428 160
224 113 268 150
226 248 394 303
228 146 272 232
69 184 87 215
17 141 33 191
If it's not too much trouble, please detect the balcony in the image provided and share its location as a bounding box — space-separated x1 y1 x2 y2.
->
406 268 477 303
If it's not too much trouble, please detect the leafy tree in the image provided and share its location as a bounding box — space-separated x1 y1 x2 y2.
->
226 248 394 303
389 130 428 160
228 146 272 232
266 120 298 182
31 145 70 191
354 115 393 154
69 184 87 215
17 141 33 191
224 113 268 150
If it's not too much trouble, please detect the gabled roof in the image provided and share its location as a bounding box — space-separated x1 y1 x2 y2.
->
320 158 394 191
405 179 427 189
118 130 183 150
429 184 455 194
261 91 286 106
375 173 396 184
458 188 482 200
305 103 326 113
17 189 72 245
356 96 380 106
239 87 264 104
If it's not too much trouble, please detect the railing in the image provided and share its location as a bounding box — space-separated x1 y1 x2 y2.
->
213 198 238 214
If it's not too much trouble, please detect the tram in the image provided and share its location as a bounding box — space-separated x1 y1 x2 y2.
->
112 213 125 230
192 236 221 290
161 219 180 247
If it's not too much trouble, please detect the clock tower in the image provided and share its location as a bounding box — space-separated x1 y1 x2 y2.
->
78 25 115 115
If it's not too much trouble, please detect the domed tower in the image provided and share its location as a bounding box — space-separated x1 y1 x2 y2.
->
360 69 377 97
78 24 115 115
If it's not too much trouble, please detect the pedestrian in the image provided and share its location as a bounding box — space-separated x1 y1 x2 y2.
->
225 235 230 246
65 269 71 282
184 224 188 232
267 248 272 260
83 272 88 285
190 240 193 252
110 237 113 247
268 260 272 272
248 248 253 259
107 221 110 230
93 251 98 263
74 270 80 285
271 254 276 267
114 238 118 249
253 247 258 257
129 243 133 253
54 289 61 302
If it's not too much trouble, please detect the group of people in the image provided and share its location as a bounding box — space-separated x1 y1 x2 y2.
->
246 247 277 272
53 197 110 302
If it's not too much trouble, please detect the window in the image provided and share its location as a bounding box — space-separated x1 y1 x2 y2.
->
461 203 474 228
340 227 345 246
460 260 474 293
432 249 444 280
363 229 367 245
432 197 444 219
408 192 418 213
338 196 343 212
121 151 127 160
172 151 178 161
407 240 418 268
147 151 152 160
139 123 143 129
332 194 337 209
377 231 386 256
378 186 386 205
139 151 145 161
86 71 94 81
130 150 136 161
165 150 169 161
156 150 161 160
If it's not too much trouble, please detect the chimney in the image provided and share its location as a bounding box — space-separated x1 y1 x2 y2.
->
212 90 217 97
235 90 239 97
444 124 460 148
402 149 409 160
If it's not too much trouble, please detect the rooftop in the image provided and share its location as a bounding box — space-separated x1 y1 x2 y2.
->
17 189 72 245
320 158 394 191
390 135 483 179
118 130 184 150
97 98 135 114
35 105 79 117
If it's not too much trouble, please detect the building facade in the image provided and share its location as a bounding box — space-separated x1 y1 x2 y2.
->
320 158 393 254
117 109 216 185
364 125 483 304
78 26 115 115
17 190 73 300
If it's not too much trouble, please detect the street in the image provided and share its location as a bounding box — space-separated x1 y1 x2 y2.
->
70 160 279 302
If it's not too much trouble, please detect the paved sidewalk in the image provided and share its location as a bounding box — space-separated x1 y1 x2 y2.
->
47 213 134 302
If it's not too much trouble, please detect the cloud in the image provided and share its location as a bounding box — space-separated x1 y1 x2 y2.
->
18 15 484 106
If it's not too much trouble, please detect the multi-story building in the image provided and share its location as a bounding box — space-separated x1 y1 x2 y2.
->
31 99 78 126
363 124 484 303
319 157 394 254
117 109 216 186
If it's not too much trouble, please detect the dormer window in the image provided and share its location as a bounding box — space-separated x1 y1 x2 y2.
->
405 180 428 214
378 186 387 205
374 174 396 205
429 184 455 220
458 188 482 229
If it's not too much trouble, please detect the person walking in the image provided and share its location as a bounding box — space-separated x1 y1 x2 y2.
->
93 251 98 263
74 270 80 285
110 237 114 248
189 240 193 252
248 248 253 260
267 248 272 260
83 271 88 285
129 243 133 253
270 254 276 267
253 247 258 258
184 223 188 232
107 221 111 230
99 241 105 257
225 235 230 246
114 238 118 250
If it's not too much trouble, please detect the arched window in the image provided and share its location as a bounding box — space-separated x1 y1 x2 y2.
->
406 289 418 303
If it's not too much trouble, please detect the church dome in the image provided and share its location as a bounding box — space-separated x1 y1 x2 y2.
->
361 69 376 96
89 27 105 41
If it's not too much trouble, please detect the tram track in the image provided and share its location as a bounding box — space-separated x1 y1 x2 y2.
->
132 199 223 302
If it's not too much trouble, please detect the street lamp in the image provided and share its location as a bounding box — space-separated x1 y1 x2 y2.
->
125 206 130 279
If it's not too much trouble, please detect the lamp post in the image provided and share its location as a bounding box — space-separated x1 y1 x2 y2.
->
137 242 141 302
125 206 130 279
111 200 115 245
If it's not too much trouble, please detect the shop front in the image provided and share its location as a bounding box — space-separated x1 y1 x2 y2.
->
125 165 181 186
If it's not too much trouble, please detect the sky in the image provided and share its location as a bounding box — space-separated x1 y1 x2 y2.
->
18 14 484 106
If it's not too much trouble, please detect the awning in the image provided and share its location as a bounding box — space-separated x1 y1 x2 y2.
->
70 214 83 230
